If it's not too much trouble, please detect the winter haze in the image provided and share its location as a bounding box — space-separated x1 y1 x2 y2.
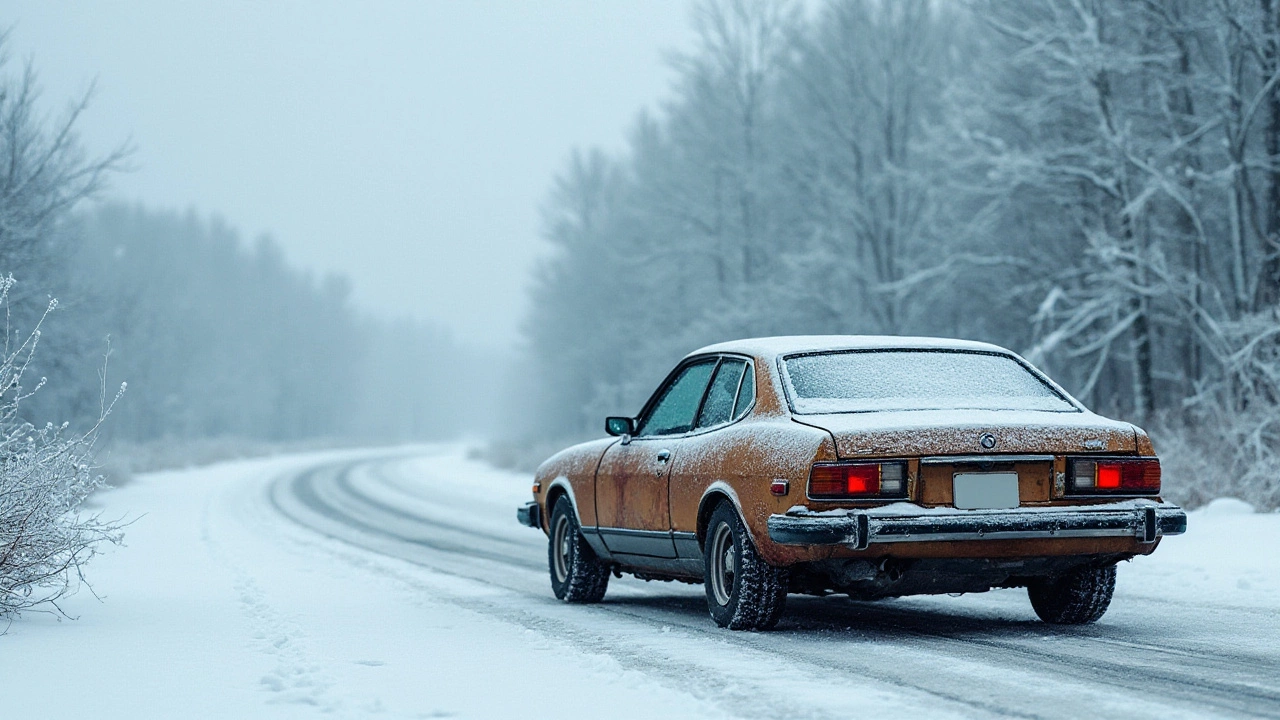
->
6 1 693 346
2 2 1280 719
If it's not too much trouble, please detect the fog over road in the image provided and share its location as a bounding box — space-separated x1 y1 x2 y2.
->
271 449 1280 720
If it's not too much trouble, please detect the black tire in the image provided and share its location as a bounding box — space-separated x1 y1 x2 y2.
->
548 496 610 603
1028 564 1116 624
703 502 788 630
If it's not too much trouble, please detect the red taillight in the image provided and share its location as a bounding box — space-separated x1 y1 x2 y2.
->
808 462 907 499
809 465 853 496
844 465 879 494
1070 458 1161 494
1096 464 1121 489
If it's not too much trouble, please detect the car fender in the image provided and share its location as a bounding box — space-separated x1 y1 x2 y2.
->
545 475 579 524
535 437 616 534
696 480 746 548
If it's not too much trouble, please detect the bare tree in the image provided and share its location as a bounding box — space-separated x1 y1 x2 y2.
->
778 0 954 333
0 33 133 617
0 32 128 290
664 0 799 296
513 0 1280 509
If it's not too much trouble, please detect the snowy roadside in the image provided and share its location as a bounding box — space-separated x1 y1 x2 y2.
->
1119 498 1280 612
1 444 1276 719
0 446 732 719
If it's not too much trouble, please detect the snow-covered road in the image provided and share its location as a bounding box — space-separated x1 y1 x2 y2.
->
4 446 1279 719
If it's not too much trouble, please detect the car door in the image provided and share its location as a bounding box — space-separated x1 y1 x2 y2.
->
594 358 717 558
667 357 754 557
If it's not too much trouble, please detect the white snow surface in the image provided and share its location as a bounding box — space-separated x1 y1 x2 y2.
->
690 334 1013 360
1201 496 1257 516
1 448 731 719
788 497 1175 517
1 444 1277 719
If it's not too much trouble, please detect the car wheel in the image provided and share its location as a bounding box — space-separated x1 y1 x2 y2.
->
1027 564 1116 624
704 502 788 630
548 496 610 603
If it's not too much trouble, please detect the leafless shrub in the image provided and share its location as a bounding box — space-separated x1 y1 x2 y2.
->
0 275 126 618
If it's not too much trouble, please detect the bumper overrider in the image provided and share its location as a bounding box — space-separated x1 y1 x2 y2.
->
767 500 1187 551
517 501 541 530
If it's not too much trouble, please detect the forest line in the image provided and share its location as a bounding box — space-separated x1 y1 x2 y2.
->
516 0 1280 509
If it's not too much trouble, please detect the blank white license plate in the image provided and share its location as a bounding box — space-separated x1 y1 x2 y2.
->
953 472 1020 509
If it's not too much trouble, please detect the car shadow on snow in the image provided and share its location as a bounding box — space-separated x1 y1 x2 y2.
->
599 589 1121 642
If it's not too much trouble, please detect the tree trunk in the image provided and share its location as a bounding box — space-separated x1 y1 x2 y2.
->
1258 0 1280 308
1167 15 1205 390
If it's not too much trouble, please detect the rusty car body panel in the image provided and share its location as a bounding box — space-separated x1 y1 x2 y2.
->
519 336 1186 602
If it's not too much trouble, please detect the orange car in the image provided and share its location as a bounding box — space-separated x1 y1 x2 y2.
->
517 336 1186 630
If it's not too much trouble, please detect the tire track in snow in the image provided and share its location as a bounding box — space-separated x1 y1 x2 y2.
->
270 451 1280 720
270 458 1008 719
353 454 1280 715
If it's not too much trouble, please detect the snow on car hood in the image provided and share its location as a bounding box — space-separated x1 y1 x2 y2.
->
792 408 1137 458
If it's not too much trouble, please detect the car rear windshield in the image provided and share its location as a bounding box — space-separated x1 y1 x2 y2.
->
782 350 1076 414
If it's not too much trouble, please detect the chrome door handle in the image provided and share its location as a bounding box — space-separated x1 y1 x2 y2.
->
656 450 671 462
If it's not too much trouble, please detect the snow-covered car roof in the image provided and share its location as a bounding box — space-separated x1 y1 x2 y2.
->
688 335 1013 362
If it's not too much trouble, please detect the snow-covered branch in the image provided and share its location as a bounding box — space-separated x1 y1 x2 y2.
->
0 276 126 618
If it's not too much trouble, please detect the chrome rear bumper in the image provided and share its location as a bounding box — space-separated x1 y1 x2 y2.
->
767 500 1186 551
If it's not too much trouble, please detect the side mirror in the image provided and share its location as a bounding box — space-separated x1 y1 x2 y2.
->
605 416 634 437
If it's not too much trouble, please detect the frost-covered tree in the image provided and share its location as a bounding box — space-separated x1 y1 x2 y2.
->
516 0 1280 509
0 33 128 427
950 0 1180 419
775 0 958 334
67 206 366 441
0 37 126 285
0 35 131 616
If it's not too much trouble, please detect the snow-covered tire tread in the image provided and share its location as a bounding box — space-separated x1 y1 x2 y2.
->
549 497 610 603
1028 563 1116 625
704 502 788 631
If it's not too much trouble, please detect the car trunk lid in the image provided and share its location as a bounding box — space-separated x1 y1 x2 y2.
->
793 409 1137 460
795 410 1137 508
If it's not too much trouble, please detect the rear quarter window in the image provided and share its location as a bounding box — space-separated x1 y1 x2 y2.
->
697 359 747 429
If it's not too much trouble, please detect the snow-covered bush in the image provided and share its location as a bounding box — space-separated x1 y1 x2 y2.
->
1156 417 1280 512
0 276 125 617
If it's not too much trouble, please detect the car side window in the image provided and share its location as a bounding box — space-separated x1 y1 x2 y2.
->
732 364 755 420
696 359 746 429
636 360 716 437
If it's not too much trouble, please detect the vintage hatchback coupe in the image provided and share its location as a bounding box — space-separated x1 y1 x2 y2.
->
516 336 1187 630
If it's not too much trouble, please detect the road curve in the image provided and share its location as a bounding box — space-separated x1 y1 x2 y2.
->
268 450 1280 720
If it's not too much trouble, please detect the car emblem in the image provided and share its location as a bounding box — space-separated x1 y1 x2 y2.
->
979 433 997 450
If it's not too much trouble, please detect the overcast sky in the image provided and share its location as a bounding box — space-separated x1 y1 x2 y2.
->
6 1 695 347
